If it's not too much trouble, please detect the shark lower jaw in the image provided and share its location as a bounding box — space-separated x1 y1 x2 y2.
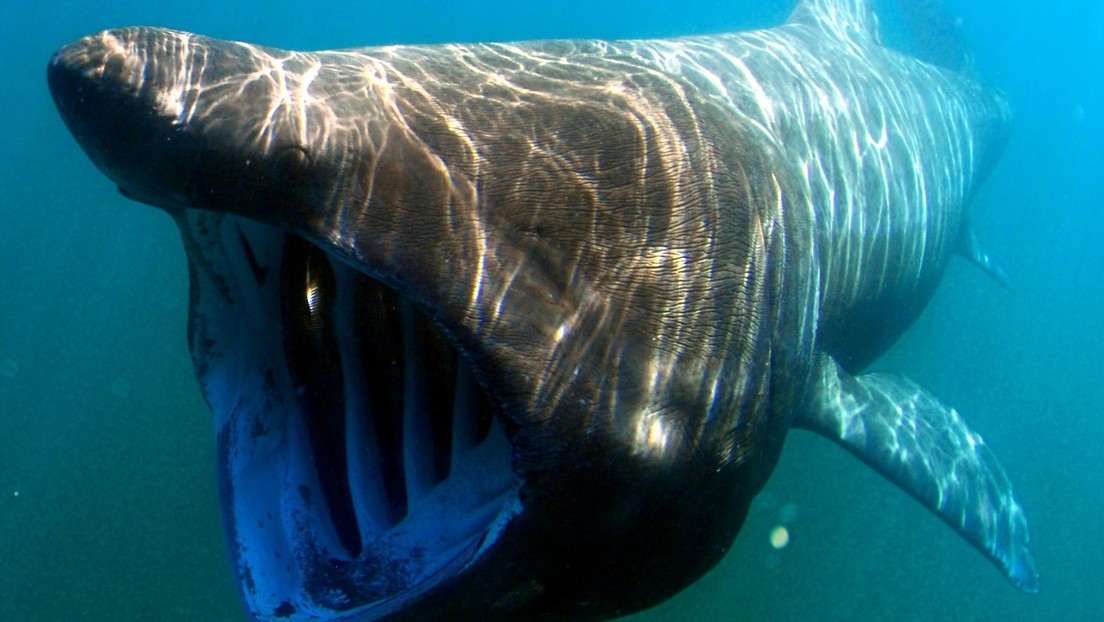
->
184 213 518 622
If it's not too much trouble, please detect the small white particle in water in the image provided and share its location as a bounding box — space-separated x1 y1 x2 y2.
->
770 525 789 549
13 490 19 497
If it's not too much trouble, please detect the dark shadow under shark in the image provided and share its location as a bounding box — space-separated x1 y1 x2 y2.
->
47 0 1037 620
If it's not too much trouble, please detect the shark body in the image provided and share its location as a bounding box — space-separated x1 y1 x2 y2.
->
48 0 1036 620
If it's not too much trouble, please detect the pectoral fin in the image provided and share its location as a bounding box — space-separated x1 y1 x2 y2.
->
794 355 1039 592
957 224 1014 289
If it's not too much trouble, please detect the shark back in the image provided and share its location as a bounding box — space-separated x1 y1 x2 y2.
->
774 0 1013 369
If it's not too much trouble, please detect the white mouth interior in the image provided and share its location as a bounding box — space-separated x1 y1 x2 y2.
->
182 213 516 621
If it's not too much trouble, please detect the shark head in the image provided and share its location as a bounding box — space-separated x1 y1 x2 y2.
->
49 27 785 621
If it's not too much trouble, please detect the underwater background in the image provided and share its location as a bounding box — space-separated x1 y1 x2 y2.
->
0 0 1100 619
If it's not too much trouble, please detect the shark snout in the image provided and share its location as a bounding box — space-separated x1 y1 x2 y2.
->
49 30 145 94
48 28 211 209
49 33 126 171
47 29 162 138
49 30 156 192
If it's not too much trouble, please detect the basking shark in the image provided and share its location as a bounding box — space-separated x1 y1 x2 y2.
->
48 0 1037 619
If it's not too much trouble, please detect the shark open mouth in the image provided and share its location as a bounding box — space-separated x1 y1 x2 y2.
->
182 212 517 621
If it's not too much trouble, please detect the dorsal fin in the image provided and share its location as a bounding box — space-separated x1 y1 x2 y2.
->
788 0 883 44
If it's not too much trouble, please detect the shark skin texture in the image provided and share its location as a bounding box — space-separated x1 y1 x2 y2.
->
47 0 1035 620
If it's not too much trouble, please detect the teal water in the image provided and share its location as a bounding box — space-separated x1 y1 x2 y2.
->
1 1 1100 620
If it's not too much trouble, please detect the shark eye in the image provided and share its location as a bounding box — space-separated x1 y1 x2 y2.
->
273 144 312 183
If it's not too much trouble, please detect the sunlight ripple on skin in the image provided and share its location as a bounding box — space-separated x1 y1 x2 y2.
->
44 1 1037 619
